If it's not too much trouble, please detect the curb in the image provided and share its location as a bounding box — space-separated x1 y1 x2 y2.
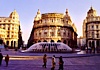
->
2 53 100 59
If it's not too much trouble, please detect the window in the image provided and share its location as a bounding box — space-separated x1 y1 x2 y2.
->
7 35 9 37
39 32 41 36
12 35 13 37
3 24 5 27
57 32 61 36
96 25 98 29
62 19 64 23
52 19 53 22
44 32 47 36
92 25 94 29
12 32 14 34
92 32 94 38
97 30 98 33
37 21 39 24
8 20 10 22
50 32 54 36
68 32 70 37
8 27 10 30
97 34 99 38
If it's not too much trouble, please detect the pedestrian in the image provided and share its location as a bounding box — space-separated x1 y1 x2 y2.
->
51 55 56 70
58 56 64 70
5 54 9 67
0 52 3 66
42 54 47 68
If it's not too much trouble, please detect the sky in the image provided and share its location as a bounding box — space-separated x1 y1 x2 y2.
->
0 0 100 44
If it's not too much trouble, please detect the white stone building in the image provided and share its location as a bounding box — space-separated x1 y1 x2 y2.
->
0 10 23 48
27 9 78 48
83 7 100 50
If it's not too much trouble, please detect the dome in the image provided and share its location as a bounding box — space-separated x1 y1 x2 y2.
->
63 9 72 25
22 42 72 53
34 9 41 21
87 7 97 17
88 7 94 13
9 10 19 20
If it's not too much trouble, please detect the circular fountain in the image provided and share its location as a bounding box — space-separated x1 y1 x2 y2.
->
21 42 72 53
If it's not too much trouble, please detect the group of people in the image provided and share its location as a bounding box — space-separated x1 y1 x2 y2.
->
1 52 64 69
0 52 9 67
42 54 64 70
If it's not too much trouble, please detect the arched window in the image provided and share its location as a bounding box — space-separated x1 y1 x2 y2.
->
6 41 9 46
89 41 91 47
43 40 47 42
57 40 61 42
38 40 41 42
14 41 16 48
11 41 13 47
0 39 3 44
92 41 94 48
50 40 54 42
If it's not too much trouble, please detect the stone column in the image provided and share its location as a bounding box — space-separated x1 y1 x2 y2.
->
49 27 50 37
9 40 11 47
55 27 57 37
94 40 96 49
16 41 18 48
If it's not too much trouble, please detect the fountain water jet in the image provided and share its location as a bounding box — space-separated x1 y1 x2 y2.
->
21 42 72 53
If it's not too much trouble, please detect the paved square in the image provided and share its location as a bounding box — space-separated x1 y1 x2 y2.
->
0 50 100 70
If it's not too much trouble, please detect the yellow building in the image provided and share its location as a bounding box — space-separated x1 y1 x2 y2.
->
0 28 7 42
0 10 23 49
83 7 100 52
27 9 77 48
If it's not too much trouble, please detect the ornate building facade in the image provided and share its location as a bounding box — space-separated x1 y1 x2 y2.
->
0 10 23 49
27 9 77 48
83 7 100 52
0 28 7 41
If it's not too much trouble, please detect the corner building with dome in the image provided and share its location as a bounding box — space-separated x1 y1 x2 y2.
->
83 7 100 52
0 10 23 49
27 9 77 48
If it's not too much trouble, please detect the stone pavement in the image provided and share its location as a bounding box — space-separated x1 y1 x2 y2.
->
0 49 100 70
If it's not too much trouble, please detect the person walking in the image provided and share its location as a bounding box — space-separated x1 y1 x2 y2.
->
0 52 3 66
51 55 56 70
5 54 9 67
58 56 64 70
42 54 47 68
